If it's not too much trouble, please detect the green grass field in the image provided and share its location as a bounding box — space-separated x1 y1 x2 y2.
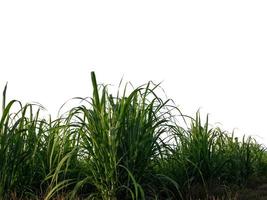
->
1 72 267 200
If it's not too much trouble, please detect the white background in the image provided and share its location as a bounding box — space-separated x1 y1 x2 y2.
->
0 1 267 144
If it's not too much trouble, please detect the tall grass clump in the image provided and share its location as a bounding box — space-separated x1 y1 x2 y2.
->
63 72 174 199
0 84 80 199
157 112 267 198
0 84 47 198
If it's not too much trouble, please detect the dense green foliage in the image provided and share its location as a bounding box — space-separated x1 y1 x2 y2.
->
0 72 266 199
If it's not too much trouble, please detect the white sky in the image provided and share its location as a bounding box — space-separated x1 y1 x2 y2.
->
0 1 267 144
